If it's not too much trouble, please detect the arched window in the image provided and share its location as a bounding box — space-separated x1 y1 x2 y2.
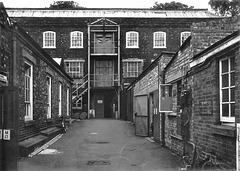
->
43 31 56 48
70 31 83 48
180 31 191 45
126 31 139 48
153 31 166 48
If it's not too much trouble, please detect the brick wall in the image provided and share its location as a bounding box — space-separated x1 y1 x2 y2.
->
191 16 240 56
16 35 71 141
0 25 12 86
12 17 218 71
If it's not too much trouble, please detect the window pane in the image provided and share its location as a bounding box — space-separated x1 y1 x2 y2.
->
231 103 235 117
230 88 235 102
222 89 229 102
222 74 228 87
221 59 228 73
230 57 235 71
222 104 229 117
230 72 235 86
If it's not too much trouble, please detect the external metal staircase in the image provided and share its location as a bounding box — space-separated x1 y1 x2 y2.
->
72 74 88 102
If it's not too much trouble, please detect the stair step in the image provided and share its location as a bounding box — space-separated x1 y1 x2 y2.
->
19 135 48 157
40 127 63 138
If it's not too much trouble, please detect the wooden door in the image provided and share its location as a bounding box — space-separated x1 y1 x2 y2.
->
94 33 115 54
95 60 114 87
135 95 148 136
95 96 104 119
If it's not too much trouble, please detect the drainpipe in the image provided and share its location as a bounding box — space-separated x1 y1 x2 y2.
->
117 25 120 119
159 70 165 146
12 26 17 86
87 24 90 119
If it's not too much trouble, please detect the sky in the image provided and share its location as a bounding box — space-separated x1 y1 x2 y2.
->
1 0 211 9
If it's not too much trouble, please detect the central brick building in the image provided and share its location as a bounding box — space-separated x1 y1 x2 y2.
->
6 8 220 119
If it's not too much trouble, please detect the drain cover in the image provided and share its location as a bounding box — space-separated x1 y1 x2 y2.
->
86 160 111 166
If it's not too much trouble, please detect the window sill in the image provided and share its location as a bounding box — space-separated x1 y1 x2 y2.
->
211 125 236 137
153 46 167 49
125 47 139 49
167 112 177 117
70 47 83 49
43 47 56 49
24 120 36 127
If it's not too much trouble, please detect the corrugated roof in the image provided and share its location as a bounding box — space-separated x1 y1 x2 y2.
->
6 8 219 18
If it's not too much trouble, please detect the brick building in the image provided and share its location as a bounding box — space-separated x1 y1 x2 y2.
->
163 17 239 169
6 8 219 119
126 15 239 169
0 3 73 161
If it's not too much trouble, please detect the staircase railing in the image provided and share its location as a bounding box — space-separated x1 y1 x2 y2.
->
72 74 88 101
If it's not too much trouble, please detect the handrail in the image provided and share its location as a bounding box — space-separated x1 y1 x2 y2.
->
72 88 88 101
72 74 88 95
72 80 88 95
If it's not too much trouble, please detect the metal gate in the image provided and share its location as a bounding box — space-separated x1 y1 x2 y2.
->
135 95 148 136
0 86 19 171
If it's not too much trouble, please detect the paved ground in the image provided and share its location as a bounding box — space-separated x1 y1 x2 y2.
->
18 119 181 171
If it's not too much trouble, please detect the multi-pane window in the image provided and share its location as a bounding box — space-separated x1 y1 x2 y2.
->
126 31 139 48
43 31 56 48
73 97 82 109
153 32 166 48
180 31 191 45
70 31 83 48
123 59 143 78
25 62 33 121
220 57 235 122
46 76 51 119
65 60 84 78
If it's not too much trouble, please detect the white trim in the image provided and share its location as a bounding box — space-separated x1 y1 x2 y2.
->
180 31 191 45
219 57 235 123
46 76 52 119
7 9 218 18
70 31 83 48
59 82 62 116
43 31 56 48
122 58 144 62
153 31 166 48
66 88 69 116
190 35 240 68
24 61 33 121
126 31 139 48
65 59 85 62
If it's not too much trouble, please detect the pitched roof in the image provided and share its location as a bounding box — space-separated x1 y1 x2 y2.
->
6 8 219 18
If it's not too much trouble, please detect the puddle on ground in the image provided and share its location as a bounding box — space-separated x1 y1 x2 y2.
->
90 132 98 135
39 149 63 155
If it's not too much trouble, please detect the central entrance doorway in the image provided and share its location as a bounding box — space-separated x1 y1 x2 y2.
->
93 89 117 119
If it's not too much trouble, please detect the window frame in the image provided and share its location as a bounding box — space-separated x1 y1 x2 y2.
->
70 31 83 48
180 31 191 45
43 31 56 48
73 96 82 109
24 61 33 121
65 60 85 78
66 87 70 116
59 82 62 117
123 59 143 78
219 57 235 123
46 76 52 119
153 31 166 48
126 31 139 48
